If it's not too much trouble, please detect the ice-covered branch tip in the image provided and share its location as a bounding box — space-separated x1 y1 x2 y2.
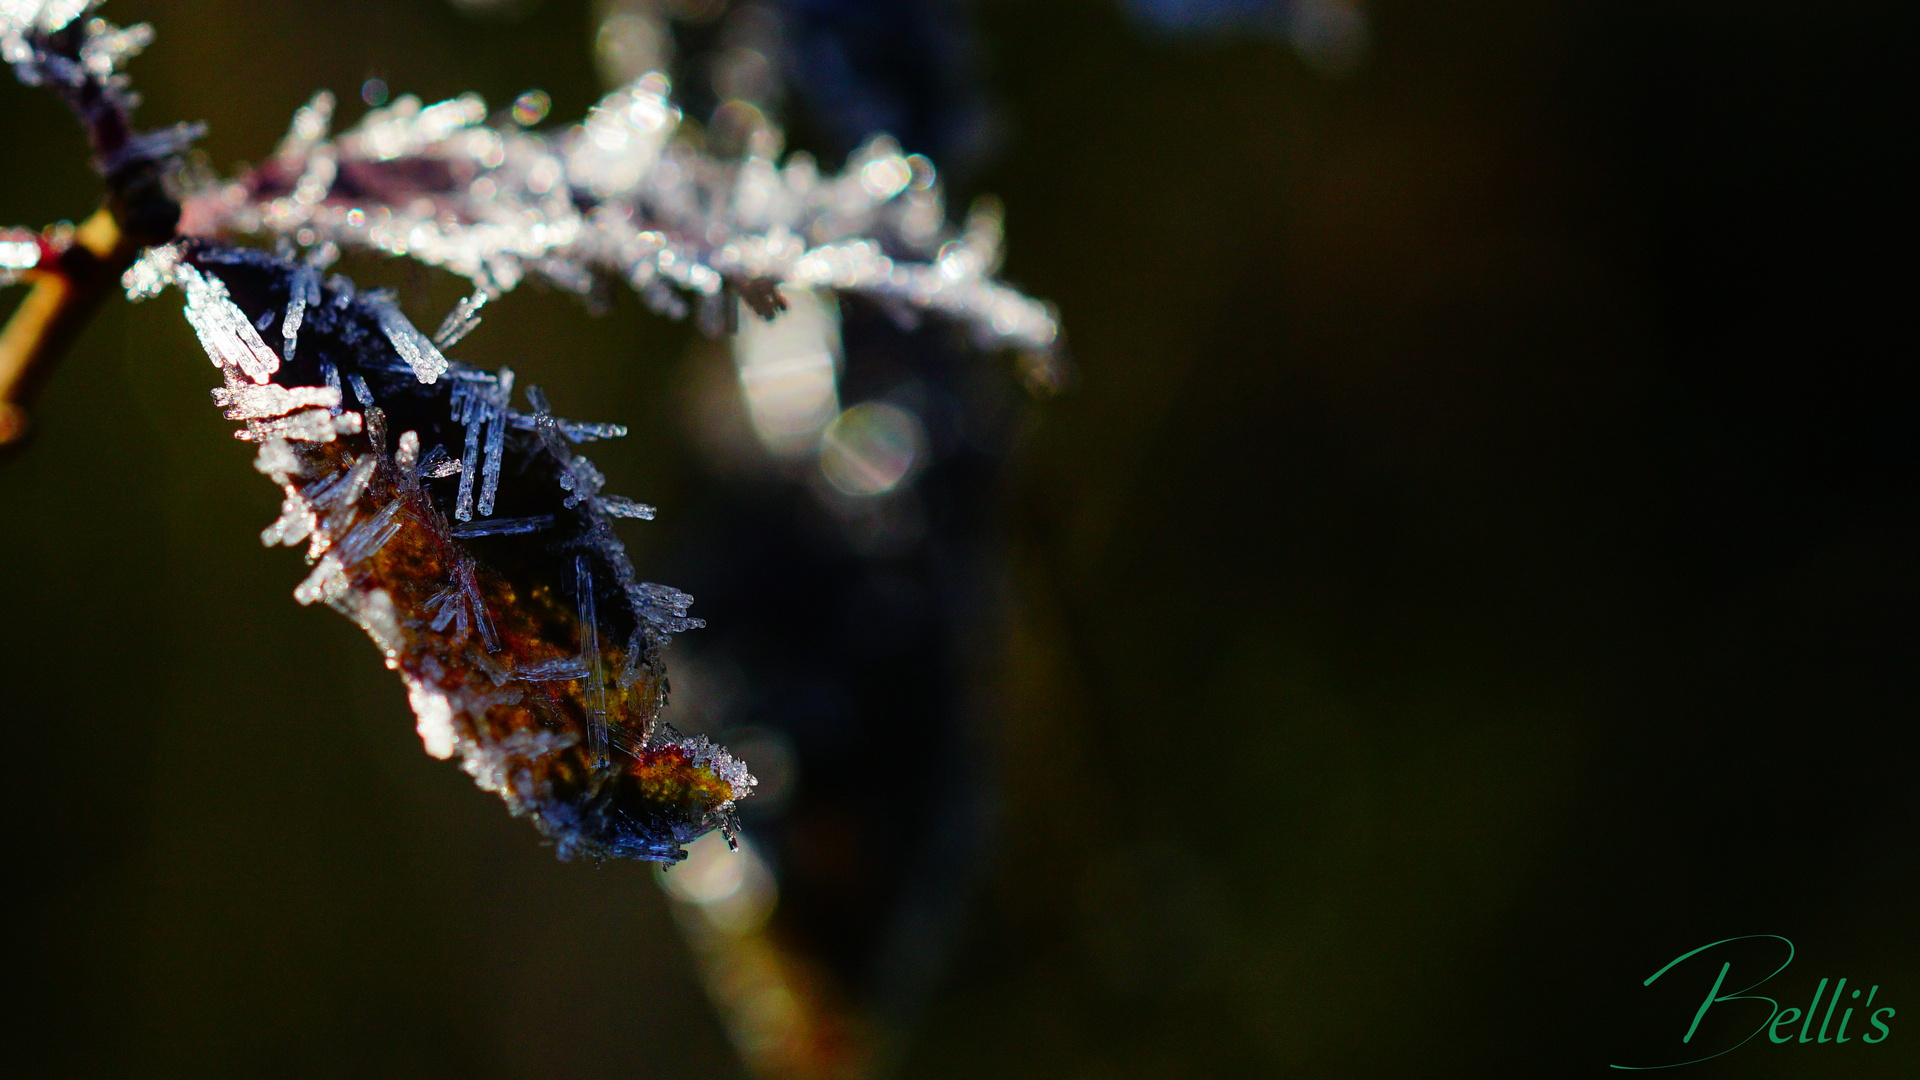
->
180 75 1065 388
122 241 753 862
2 3 196 445
2 0 201 175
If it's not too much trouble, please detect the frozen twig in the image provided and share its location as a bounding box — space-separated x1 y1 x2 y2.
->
179 76 1064 385
0 2 193 446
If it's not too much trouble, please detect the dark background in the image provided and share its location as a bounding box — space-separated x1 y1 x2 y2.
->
2 0 1914 1076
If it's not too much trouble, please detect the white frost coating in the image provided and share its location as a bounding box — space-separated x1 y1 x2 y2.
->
406 675 458 759
566 74 677 198
293 553 348 606
460 728 572 797
393 429 419 480
0 1 88 37
234 407 355 444
675 732 758 803
349 587 405 660
252 437 303 483
77 18 150 80
260 492 315 548
180 77 1063 375
211 382 340 420
120 243 182 300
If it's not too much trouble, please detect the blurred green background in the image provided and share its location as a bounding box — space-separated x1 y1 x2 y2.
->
2 1 1914 1077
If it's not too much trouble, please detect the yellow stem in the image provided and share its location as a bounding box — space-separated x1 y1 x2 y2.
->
0 208 130 448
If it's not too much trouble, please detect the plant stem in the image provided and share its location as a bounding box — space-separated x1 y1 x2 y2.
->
0 209 131 448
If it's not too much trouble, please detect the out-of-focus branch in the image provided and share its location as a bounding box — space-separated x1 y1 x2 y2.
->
0 211 135 446
183 81 1064 388
0 4 193 450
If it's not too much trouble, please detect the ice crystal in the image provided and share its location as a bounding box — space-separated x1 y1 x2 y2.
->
123 241 752 862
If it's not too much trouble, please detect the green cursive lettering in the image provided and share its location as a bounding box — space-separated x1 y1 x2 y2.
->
1610 936 1794 1070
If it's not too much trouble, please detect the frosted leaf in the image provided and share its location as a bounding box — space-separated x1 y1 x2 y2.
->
148 244 739 864
174 73 1063 368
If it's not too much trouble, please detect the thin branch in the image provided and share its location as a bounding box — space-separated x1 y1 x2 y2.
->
0 211 130 446
0 4 192 449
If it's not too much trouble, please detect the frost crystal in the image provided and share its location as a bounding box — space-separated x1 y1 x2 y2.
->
372 296 449 384
449 514 553 537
